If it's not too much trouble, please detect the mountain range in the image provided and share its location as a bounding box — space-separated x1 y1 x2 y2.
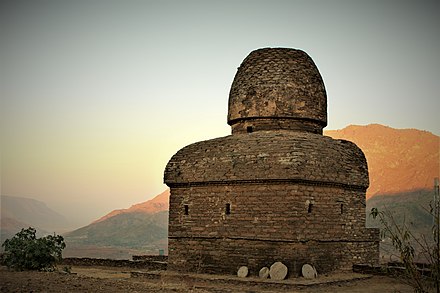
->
92 189 169 224
1 195 72 243
325 124 438 198
62 190 169 258
2 124 438 258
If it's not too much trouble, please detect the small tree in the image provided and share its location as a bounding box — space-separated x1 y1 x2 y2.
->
371 204 439 293
1 227 66 271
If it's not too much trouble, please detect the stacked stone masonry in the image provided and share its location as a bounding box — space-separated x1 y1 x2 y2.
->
164 131 369 188
164 47 379 277
228 48 327 134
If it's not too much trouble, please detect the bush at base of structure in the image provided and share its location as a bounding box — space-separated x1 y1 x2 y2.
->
1 227 66 271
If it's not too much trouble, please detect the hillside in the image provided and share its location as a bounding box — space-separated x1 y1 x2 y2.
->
65 211 168 248
366 189 434 235
366 188 436 261
64 191 169 258
93 189 169 224
1 217 50 244
325 124 439 199
1 195 71 243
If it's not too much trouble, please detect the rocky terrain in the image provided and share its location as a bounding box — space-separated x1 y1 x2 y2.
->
325 124 439 199
0 265 413 293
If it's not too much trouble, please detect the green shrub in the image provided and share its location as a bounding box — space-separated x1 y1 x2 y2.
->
1 227 66 271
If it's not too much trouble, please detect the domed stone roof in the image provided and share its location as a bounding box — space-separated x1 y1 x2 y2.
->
164 131 369 190
228 48 327 134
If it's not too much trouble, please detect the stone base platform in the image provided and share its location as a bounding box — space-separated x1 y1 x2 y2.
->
131 270 372 291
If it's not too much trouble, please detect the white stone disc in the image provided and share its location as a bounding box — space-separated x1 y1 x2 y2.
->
302 263 318 279
259 267 270 279
269 261 288 280
237 266 249 278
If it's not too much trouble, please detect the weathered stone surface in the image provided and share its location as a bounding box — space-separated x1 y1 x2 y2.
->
164 132 369 189
237 266 249 278
164 47 380 276
168 184 376 242
167 237 379 275
228 48 327 134
259 267 270 279
302 264 318 279
269 262 288 280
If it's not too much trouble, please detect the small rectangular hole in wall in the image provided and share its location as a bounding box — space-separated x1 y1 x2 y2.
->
305 200 314 214
307 203 313 213
225 203 231 215
340 203 344 214
184 204 189 215
246 126 253 133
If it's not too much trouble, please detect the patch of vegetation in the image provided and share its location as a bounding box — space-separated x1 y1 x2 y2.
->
366 189 433 232
366 189 434 261
370 192 439 293
1 227 66 271
65 211 168 249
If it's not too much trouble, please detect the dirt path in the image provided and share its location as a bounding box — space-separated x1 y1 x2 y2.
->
0 265 414 292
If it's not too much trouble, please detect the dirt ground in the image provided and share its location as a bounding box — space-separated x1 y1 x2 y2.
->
0 265 414 293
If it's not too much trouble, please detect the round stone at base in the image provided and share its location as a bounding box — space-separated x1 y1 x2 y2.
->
259 267 270 279
302 264 318 279
237 266 249 278
269 262 288 280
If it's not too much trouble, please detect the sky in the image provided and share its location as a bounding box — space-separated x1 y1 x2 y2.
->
1 0 439 228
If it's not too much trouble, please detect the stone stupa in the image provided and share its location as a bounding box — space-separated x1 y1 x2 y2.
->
164 47 379 277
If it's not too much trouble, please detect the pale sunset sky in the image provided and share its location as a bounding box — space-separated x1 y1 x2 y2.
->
1 0 439 227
